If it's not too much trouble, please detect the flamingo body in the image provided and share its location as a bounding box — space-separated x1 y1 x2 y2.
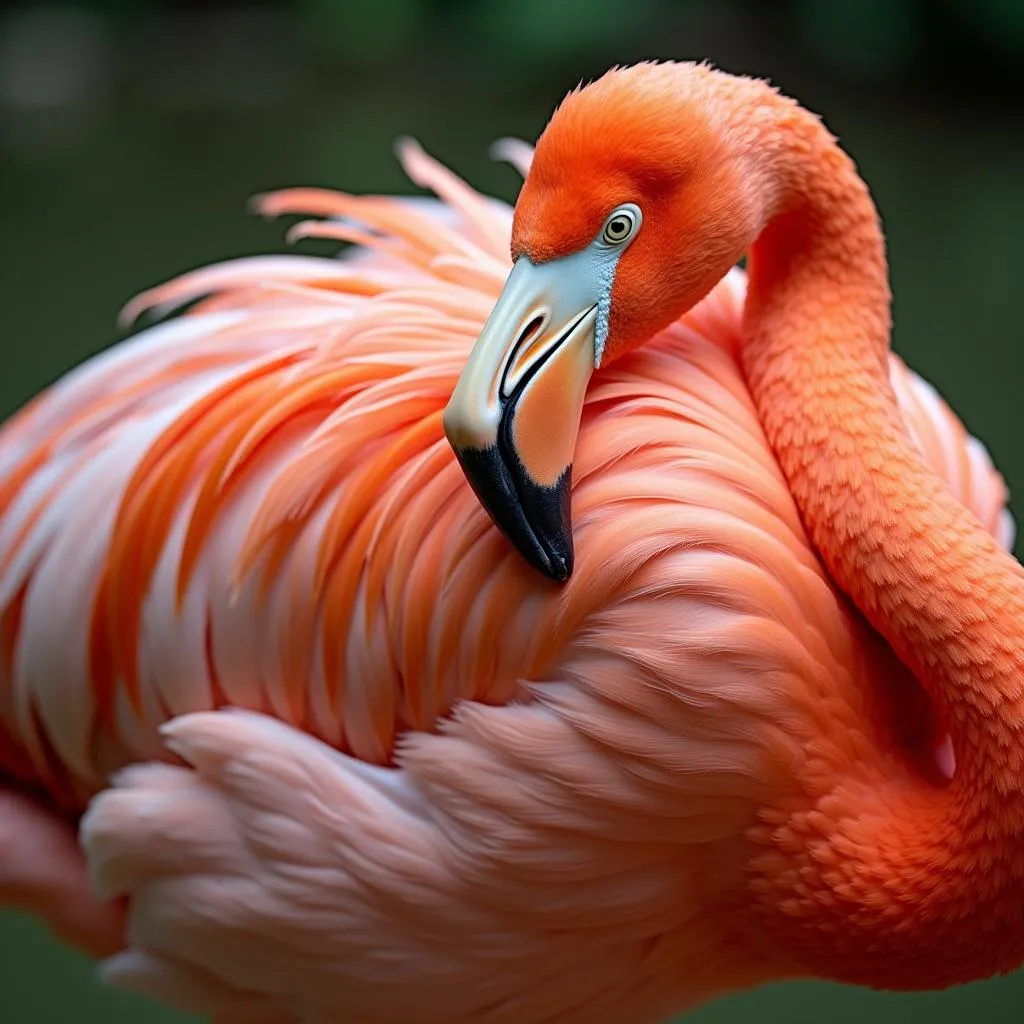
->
0 69 1020 1023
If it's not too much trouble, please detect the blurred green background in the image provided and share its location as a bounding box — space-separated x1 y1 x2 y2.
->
1 0 1023 1021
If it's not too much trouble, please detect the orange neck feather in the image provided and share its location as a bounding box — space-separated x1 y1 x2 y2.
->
713 73 1024 985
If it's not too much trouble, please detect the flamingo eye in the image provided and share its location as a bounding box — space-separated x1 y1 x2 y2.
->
600 205 641 246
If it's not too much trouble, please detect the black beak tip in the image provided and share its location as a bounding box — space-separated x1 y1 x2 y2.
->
451 445 575 584
550 559 571 583
542 536 573 583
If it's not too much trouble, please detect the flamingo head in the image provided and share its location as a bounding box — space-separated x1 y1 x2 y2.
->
443 62 759 581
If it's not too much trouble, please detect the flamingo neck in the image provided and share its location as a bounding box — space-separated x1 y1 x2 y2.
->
732 85 1024 985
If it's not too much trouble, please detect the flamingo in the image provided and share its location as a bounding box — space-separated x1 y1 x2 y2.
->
0 60 1021 1023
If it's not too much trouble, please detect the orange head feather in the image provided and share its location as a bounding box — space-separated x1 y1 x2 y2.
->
512 62 758 362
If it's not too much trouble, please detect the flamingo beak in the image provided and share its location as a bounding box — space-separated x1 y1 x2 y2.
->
443 256 599 581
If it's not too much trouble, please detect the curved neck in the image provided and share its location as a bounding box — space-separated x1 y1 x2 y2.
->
731 83 1024 985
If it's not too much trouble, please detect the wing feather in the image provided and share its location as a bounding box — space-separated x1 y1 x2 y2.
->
0 148 1012 805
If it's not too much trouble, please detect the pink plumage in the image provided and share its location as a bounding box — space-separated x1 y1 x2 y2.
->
0 133 1014 1020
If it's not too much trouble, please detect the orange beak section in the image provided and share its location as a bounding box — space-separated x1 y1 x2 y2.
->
443 256 598 581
